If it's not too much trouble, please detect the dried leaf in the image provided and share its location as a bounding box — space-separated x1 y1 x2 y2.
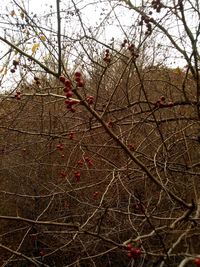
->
20 12 25 19
31 43 40 54
4 68 7 75
10 10 15 17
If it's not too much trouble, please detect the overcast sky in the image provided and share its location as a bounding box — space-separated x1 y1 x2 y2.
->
0 0 194 81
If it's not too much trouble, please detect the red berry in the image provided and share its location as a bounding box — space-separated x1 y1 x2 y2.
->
77 80 85 87
75 76 81 82
36 80 41 85
93 191 99 198
65 99 71 105
39 250 45 257
84 156 90 162
126 243 133 250
86 95 94 104
15 94 21 100
56 144 61 149
56 144 63 150
103 56 111 63
194 258 200 267
160 96 165 101
66 105 71 110
107 120 113 128
59 75 66 83
65 99 79 106
130 248 141 259
128 144 135 151
64 79 71 87
34 76 40 81
66 91 73 98
138 20 143 26
75 171 80 176
127 252 132 258
13 59 19 66
71 99 80 105
69 107 76 112
74 171 81 181
74 71 81 77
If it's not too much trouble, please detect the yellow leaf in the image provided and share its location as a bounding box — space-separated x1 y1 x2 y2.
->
32 43 40 54
20 12 25 19
40 35 46 41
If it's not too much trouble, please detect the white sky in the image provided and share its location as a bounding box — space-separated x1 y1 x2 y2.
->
0 0 198 91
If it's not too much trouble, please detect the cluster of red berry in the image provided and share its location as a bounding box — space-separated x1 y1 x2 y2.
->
86 95 94 105
121 39 128 48
10 59 19 73
69 132 75 140
56 143 65 159
128 143 135 151
121 40 139 59
64 99 79 113
74 156 94 183
74 71 85 88
61 77 72 95
34 76 41 86
151 0 163 13
77 156 93 168
15 91 21 100
126 243 142 259
128 44 139 59
103 49 111 63
154 96 174 108
59 73 83 112
107 119 113 128
139 15 152 35
56 143 64 151
59 76 73 98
